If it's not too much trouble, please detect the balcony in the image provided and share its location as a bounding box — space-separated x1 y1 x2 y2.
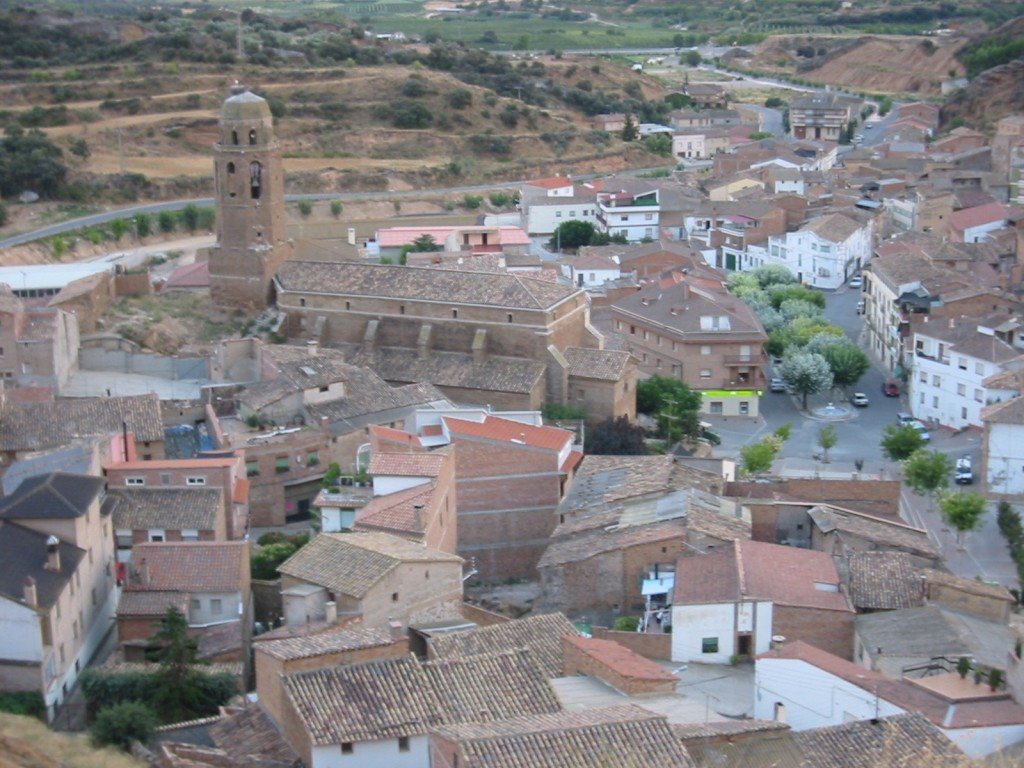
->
915 349 950 366
724 353 768 367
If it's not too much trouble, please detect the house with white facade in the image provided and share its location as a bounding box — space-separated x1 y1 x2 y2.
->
672 129 731 160
756 640 1024 758
763 212 873 289
910 315 1024 429
518 177 599 236
671 540 853 664
949 201 1008 243
559 251 622 289
982 391 1024 496
595 185 660 242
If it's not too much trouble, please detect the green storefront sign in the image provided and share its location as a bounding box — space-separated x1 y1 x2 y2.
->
702 390 763 398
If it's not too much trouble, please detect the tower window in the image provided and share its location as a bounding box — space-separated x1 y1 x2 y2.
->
231 130 238 145
226 162 235 174
250 162 262 200
249 129 257 145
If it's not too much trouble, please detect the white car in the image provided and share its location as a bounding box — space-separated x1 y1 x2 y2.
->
849 276 863 288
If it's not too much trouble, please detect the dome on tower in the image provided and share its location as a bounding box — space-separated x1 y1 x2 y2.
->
221 86 272 122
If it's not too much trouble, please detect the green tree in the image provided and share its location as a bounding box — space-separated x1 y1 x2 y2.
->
939 490 987 547
158 210 176 234
69 137 90 159
822 344 870 389
0 125 67 198
197 207 215 231
180 204 200 233
447 89 473 110
0 203 7 228
587 416 647 455
109 218 129 242
297 200 313 217
817 425 838 463
957 656 972 679
779 351 833 409
997 500 1023 549
134 213 152 239
149 607 202 723
90 701 158 751
409 234 439 252
880 424 925 461
549 220 597 251
643 134 672 156
489 191 511 208
903 449 953 512
620 113 638 142
462 193 483 209
750 264 795 288
684 50 702 66
740 441 776 475
330 200 343 218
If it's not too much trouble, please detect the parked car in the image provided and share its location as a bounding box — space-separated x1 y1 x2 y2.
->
882 379 900 397
955 455 973 484
856 299 865 315
896 412 915 425
909 420 931 442
770 377 787 392
849 276 863 288
850 392 869 407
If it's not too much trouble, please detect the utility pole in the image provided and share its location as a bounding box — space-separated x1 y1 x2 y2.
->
117 128 125 176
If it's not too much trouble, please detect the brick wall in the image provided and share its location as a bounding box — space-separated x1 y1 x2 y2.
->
116 615 162 643
773 605 854 660
114 272 152 296
562 635 677 695
591 626 672 661
459 602 511 627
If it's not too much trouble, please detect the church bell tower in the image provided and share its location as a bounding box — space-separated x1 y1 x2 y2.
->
208 85 293 309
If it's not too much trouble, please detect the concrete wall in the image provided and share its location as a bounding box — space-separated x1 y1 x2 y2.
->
310 735 428 768
672 601 772 664
986 423 1024 496
79 348 209 380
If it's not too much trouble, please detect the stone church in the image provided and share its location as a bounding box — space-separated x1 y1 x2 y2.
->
207 87 636 420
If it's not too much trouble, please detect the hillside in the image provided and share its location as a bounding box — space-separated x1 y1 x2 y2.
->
0 712 145 768
939 16 1024 129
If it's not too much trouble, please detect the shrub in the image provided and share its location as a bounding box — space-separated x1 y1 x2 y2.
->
448 89 473 109
488 192 511 208
462 193 483 209
158 211 176 234
297 200 313 217
612 616 640 631
0 690 45 718
91 701 158 750
330 200 343 218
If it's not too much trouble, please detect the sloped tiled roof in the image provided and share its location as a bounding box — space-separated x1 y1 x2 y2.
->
562 348 633 381
949 201 1007 232
538 518 689 568
428 612 578 679
117 589 190 617
562 455 724 513
982 394 1024 425
254 625 396 661
792 712 967 768
431 704 696 768
209 705 299 767
920 567 1015 603
277 531 461 599
131 541 248 593
445 415 572 452
354 482 436 539
809 505 938 559
0 393 164 450
0 472 105 520
563 636 678 684
848 552 924 611
276 260 579 310
368 451 446 477
105 487 224 531
0 521 84 609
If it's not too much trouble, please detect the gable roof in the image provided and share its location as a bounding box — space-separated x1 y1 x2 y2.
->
282 650 558 745
354 481 436 539
131 541 248 593
254 625 396 661
792 712 967 768
368 451 446 477
808 505 938 559
0 472 105 520
848 552 924 611
982 395 1024 425
105 487 224 531
0 393 164 451
430 704 696 768
562 348 634 382
444 415 572 452
950 201 1007 231
0 521 85 609
428 612 578 679
276 260 579 311
208 705 299 767
675 540 852 612
277 531 461 598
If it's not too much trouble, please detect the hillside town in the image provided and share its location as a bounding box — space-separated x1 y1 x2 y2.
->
3 48 1024 768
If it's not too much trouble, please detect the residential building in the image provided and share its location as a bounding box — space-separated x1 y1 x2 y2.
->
278 651 561 768
762 212 874 289
672 128 731 160
105 487 229 562
518 177 599 236
371 225 531 260
755 640 1024 757
683 83 726 109
982 393 1024 496
276 531 463 629
559 251 622 289
562 348 637 424
671 540 854 663
0 472 117 721
104 455 250 541
846 552 925 614
671 108 741 129
789 93 851 142
578 239 718 282
118 540 251 659
950 201 1008 243
0 393 165 465
910 316 1024 428
0 288 80 395
611 274 769 417
595 185 660 242
429 705 697 768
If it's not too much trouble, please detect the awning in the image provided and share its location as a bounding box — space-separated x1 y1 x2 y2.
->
642 576 675 596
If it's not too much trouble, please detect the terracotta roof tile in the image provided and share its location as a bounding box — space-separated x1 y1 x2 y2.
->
949 201 1007 232
254 625 397 661
0 393 164 450
445 415 573 452
131 541 249 593
117 590 189 617
209 705 299 766
106 487 224 532
793 712 967 767
368 452 446 477
354 482 436 538
848 552 924 611
562 636 678 682
562 348 634 381
525 177 575 190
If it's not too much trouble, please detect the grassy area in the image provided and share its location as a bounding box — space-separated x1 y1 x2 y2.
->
0 712 146 768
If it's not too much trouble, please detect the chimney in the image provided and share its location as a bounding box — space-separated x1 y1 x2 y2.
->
44 535 60 572
388 618 405 641
324 601 338 624
770 634 786 652
138 557 150 587
681 282 690 299
413 503 425 530
23 576 37 606
306 339 319 357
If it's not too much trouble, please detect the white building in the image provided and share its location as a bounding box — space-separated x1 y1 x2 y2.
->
596 187 660 242
559 252 622 288
756 641 1024 758
982 392 1024 496
518 177 599 236
910 316 1024 429
765 212 873 289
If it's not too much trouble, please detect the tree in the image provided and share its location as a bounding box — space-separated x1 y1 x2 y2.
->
740 441 776 475
0 126 67 198
297 199 313 217
880 424 924 461
409 234 439 252
91 701 158 751
69 137 90 159
0 202 7 228
684 50 702 66
134 212 152 239
636 377 701 443
158 210 176 234
817 425 838 463
180 203 200 233
447 89 473 110
939 490 987 547
821 344 870 389
109 218 130 242
149 606 202 723
330 200 343 218
549 220 597 251
587 416 647 455
750 264 795 288
779 351 833 409
903 449 953 512
957 656 972 679
620 113 638 142
997 500 1023 549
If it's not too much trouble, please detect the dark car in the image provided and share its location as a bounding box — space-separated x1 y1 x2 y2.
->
882 379 900 397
